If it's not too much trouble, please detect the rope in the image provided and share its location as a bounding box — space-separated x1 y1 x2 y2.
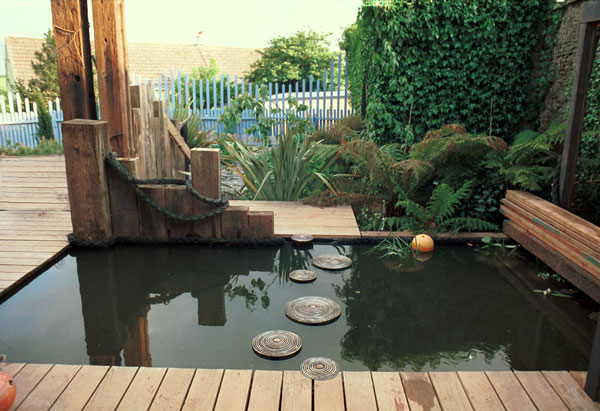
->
105 152 229 222
68 233 285 249
53 24 85 66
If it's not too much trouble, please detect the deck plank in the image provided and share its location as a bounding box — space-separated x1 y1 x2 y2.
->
456 371 504 411
84 366 139 411
181 369 224 411
213 369 253 411
247 370 283 411
514 371 568 410
400 372 442 411
18 364 81 411
543 371 600 411
314 373 345 411
343 371 378 411
149 368 195 411
371 371 410 411
50 365 109 411
429 372 473 411
571 371 587 390
116 366 166 411
11 363 54 409
281 370 311 411
486 371 536 411
1 363 26 377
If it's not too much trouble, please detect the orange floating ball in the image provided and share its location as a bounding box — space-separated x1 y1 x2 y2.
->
0 372 16 411
411 234 434 253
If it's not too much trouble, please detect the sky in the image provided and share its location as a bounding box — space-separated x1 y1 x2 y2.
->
0 0 362 76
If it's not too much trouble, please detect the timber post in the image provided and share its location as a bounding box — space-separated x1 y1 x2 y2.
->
192 148 222 237
62 119 112 242
50 0 97 121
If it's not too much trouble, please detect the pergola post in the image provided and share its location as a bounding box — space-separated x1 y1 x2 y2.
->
50 0 97 121
91 0 133 157
559 2 600 210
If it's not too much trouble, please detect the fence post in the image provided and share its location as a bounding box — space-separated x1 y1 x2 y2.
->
62 119 112 242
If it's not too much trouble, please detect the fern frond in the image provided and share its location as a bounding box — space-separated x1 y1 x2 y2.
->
427 181 472 226
439 217 499 234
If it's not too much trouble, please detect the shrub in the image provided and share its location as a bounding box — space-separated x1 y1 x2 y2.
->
0 138 63 156
36 100 55 141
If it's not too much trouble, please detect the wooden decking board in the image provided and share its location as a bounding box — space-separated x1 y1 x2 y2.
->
456 371 505 411
486 371 537 411
371 371 410 411
4 365 600 410
247 370 283 411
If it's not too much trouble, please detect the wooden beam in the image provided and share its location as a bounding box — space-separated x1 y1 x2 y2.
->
560 21 599 209
585 314 600 400
166 118 192 161
192 148 222 238
50 0 96 121
91 0 133 157
62 120 112 242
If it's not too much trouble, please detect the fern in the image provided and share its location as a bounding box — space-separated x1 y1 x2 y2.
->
427 181 472 226
439 217 499 234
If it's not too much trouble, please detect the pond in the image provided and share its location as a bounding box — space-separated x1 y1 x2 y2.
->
0 243 595 372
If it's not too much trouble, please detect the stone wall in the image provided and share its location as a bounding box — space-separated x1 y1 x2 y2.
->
538 0 585 130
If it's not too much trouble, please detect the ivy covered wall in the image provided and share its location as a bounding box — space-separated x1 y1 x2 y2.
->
344 0 555 144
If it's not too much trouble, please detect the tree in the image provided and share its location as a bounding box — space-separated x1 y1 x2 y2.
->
246 30 336 87
15 29 60 101
35 97 55 141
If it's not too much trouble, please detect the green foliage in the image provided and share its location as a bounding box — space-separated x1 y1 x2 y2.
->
191 59 220 80
350 0 555 143
35 99 55 141
15 30 59 101
339 24 364 112
218 96 339 201
246 30 336 87
0 138 63 156
486 120 565 192
309 115 364 145
387 180 498 233
169 97 209 148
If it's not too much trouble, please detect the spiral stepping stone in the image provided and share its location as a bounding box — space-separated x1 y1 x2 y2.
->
300 357 340 380
289 269 317 283
285 296 341 325
251 330 302 359
291 233 314 244
313 254 352 270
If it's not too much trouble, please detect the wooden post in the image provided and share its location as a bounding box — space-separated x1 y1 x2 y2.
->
153 101 167 176
107 157 140 238
585 315 600 400
248 211 275 239
221 206 249 239
50 0 97 121
191 148 222 237
560 13 599 210
91 0 133 157
62 119 112 242
138 185 167 239
131 84 156 178
165 185 194 238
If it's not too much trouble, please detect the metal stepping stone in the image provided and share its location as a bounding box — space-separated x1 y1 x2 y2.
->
289 269 317 283
291 233 313 244
300 357 340 380
313 254 352 270
285 296 341 325
252 330 302 359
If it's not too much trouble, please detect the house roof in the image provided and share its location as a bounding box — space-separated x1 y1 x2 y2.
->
5 36 261 83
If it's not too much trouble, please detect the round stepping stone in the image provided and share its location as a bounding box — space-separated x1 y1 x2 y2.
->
289 269 317 283
252 330 302 359
300 357 340 380
291 233 314 244
313 254 352 271
285 296 341 325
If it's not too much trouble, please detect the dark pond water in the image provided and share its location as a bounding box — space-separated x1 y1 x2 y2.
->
0 243 596 371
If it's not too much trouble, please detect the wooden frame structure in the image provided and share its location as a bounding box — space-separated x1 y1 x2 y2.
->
559 1 600 210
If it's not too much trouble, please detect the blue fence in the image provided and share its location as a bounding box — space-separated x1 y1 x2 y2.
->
0 54 354 147
0 93 63 147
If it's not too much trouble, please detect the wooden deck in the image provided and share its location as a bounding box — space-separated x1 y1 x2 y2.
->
231 200 361 238
2 363 598 411
0 155 71 297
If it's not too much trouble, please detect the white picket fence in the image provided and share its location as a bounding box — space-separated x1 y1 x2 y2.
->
0 92 64 147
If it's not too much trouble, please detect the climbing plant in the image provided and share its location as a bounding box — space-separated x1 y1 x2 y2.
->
348 0 555 144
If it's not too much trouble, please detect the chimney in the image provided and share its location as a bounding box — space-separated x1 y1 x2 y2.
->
196 31 203 46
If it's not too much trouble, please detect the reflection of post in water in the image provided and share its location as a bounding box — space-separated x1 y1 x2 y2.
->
192 287 227 326
123 307 152 367
76 251 126 366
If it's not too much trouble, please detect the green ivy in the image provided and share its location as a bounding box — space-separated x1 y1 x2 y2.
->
349 0 555 144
